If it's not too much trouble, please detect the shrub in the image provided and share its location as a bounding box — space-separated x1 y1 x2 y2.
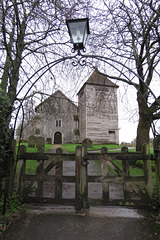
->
0 192 23 215
135 160 143 168
135 160 155 171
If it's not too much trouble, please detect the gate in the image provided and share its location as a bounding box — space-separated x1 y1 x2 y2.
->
17 146 76 205
17 144 153 209
86 145 153 206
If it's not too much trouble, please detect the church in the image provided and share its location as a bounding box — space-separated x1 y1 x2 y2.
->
22 70 119 144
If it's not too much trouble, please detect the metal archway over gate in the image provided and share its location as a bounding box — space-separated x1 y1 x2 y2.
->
14 51 160 209
15 51 160 143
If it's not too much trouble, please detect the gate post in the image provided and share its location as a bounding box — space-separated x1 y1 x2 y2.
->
16 145 26 196
55 148 63 199
101 147 109 204
143 144 153 200
153 136 160 201
75 146 82 210
81 144 89 209
36 146 45 198
121 147 130 200
9 139 16 195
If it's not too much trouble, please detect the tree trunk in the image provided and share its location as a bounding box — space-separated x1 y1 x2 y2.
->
136 92 151 151
136 114 151 151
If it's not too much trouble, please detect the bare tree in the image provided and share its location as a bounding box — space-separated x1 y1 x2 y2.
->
1 0 160 154
0 0 92 151
90 0 160 150
0 0 93 201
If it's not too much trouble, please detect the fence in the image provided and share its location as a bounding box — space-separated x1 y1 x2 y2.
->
16 143 157 209
83 144 153 206
16 146 76 205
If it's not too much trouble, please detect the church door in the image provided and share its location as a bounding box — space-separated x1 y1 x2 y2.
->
54 132 62 144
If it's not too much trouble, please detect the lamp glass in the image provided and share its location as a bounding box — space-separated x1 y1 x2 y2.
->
67 18 89 50
69 21 86 44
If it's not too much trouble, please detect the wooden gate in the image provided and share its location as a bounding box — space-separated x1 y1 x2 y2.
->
17 146 76 205
85 144 153 206
17 144 153 209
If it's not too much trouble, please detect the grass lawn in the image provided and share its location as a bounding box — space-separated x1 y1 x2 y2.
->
109 159 157 189
62 143 124 152
17 143 53 152
16 143 53 173
18 142 135 153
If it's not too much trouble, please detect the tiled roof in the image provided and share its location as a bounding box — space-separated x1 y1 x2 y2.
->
86 69 119 87
35 90 77 110
77 69 118 95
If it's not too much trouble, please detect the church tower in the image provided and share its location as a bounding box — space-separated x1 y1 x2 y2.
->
77 69 119 144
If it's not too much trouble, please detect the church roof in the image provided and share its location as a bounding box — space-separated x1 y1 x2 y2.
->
35 90 77 111
77 69 119 95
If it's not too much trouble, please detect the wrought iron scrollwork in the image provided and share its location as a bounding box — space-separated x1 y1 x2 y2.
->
72 56 86 67
71 48 87 67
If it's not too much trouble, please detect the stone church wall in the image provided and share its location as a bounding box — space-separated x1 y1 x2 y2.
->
22 115 42 140
23 91 78 144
